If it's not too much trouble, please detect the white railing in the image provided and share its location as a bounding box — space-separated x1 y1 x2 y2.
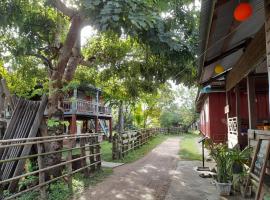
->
228 117 238 135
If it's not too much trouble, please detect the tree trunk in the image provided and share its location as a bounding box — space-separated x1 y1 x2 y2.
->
45 14 83 177
118 101 124 133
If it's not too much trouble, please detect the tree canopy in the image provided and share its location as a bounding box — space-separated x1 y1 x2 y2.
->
0 0 199 129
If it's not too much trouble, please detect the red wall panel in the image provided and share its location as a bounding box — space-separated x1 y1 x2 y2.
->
209 93 227 143
199 93 227 143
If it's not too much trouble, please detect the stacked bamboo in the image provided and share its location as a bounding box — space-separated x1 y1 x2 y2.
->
0 95 47 190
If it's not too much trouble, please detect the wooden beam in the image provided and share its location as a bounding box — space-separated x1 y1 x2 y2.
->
265 0 270 114
226 27 266 91
247 75 257 129
204 40 249 67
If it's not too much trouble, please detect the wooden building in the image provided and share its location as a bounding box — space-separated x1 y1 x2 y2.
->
196 0 270 150
61 84 113 138
196 91 227 143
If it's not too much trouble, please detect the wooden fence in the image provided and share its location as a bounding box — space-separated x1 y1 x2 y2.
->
0 134 101 200
112 127 185 160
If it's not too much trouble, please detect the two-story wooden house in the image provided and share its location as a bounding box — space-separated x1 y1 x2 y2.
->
62 84 112 139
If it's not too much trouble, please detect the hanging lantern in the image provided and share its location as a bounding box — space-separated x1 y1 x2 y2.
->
234 3 253 22
214 65 225 74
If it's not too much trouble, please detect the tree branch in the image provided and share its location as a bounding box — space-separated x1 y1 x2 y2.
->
28 53 54 71
50 0 76 18
51 14 83 81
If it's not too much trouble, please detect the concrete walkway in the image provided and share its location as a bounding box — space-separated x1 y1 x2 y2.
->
75 137 219 200
74 137 180 200
165 160 218 200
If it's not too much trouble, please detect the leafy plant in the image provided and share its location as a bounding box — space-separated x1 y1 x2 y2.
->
47 119 69 128
205 139 233 183
18 175 38 191
230 146 252 174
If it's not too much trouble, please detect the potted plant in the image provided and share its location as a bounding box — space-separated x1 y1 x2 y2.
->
239 171 252 198
205 139 233 196
230 146 252 174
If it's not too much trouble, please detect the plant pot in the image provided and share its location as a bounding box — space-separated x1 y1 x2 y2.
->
232 162 243 174
215 181 232 196
240 185 252 198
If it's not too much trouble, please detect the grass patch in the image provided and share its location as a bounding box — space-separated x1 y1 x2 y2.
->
13 168 112 200
101 140 114 162
179 133 202 161
101 134 169 163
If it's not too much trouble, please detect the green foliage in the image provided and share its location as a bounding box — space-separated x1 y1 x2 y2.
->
13 169 113 200
48 181 70 200
47 119 69 128
160 110 180 127
16 191 39 200
205 139 233 183
0 61 47 99
18 176 38 192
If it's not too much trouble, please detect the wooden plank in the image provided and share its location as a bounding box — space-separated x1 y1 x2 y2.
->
247 75 257 129
226 27 266 91
37 143 46 200
8 95 48 191
265 0 270 114
67 139 73 193
1 79 14 110
255 140 270 200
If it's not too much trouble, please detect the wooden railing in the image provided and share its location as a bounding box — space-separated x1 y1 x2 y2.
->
62 99 111 115
112 127 185 160
0 134 101 200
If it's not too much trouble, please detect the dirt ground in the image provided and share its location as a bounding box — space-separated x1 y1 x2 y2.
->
74 137 218 200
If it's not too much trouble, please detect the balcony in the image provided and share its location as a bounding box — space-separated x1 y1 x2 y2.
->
63 99 111 116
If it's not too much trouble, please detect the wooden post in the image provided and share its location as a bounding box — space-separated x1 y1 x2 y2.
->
71 88 77 135
89 136 96 172
235 85 241 144
94 116 98 133
265 0 270 114
37 143 46 200
96 135 101 170
225 91 229 141
109 118 113 142
71 114 77 135
247 74 257 129
80 135 89 176
67 139 73 193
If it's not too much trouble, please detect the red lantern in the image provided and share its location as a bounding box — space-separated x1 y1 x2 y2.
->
234 3 253 21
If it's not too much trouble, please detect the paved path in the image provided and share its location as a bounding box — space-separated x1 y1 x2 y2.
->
75 137 218 200
165 161 218 200
75 137 180 200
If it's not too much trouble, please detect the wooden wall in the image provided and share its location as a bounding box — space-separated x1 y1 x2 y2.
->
199 93 227 143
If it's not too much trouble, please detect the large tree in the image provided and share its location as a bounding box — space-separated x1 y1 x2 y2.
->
0 0 198 171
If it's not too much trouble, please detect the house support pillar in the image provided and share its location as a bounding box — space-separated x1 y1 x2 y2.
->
265 0 270 113
109 118 113 141
95 116 98 133
235 85 241 146
71 114 77 134
247 74 257 129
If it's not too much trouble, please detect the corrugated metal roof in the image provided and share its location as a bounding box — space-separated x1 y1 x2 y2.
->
198 0 265 84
